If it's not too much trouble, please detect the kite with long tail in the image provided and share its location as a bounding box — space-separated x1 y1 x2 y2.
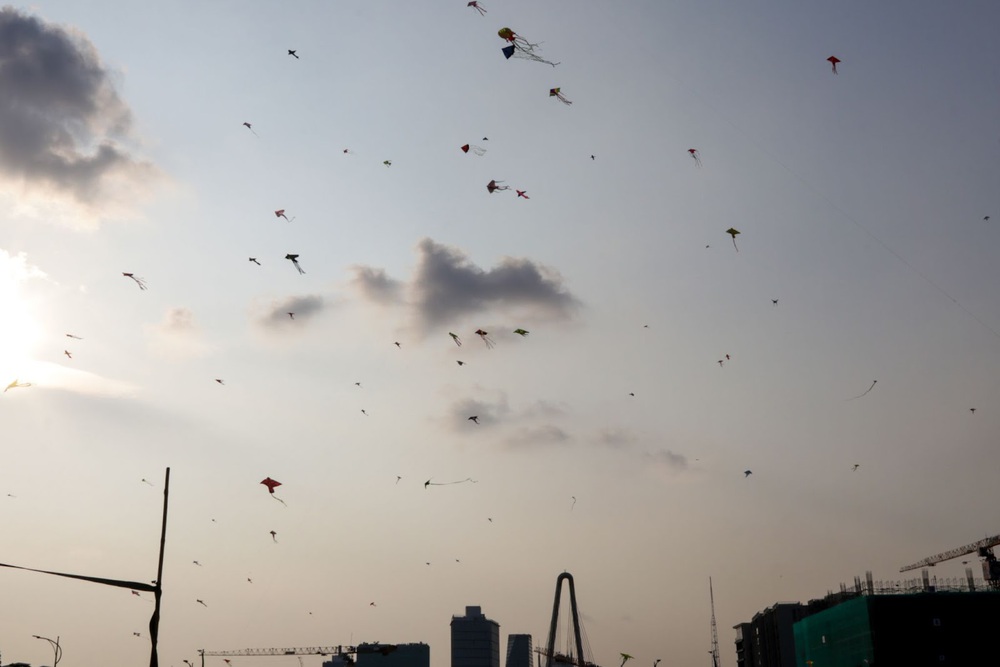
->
260 477 287 506
424 478 477 488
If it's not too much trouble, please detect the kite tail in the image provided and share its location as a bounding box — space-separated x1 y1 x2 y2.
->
271 495 287 506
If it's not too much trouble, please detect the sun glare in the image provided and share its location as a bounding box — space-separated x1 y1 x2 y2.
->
0 250 44 376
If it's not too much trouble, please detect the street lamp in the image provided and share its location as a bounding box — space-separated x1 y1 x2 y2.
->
32 634 62 666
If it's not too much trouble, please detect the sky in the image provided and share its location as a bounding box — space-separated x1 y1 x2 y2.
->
1 0 999 665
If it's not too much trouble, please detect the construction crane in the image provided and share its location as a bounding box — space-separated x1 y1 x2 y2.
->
198 644 396 667
900 533 1000 589
708 577 720 667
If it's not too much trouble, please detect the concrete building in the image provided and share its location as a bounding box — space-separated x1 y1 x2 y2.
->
451 605 500 667
504 634 533 667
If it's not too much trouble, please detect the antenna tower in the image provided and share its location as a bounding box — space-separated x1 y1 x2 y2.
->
709 577 720 667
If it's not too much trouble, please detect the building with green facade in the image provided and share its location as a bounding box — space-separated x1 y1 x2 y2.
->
793 591 1000 665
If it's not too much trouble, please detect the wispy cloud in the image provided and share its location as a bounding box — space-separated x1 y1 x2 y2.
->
252 294 327 328
0 8 157 226
145 307 211 359
447 395 511 430
504 424 571 448
351 238 579 331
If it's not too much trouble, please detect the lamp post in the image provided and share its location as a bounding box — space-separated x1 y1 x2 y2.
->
32 634 62 666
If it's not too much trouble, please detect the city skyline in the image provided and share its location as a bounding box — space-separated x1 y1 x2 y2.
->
2 1 1000 666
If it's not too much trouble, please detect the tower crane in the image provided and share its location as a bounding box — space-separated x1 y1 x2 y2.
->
198 644 397 667
899 533 1000 589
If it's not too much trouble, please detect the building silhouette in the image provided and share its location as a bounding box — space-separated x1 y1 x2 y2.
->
736 573 1000 666
451 605 500 667
795 591 1000 665
505 634 533 667
355 643 429 667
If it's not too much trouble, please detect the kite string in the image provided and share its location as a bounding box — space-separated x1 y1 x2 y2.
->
674 75 1000 344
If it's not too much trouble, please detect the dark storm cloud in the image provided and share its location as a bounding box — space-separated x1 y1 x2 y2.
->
349 265 403 304
0 8 152 202
255 294 326 327
351 239 579 330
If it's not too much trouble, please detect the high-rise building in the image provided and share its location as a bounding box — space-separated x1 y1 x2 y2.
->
451 605 501 667
505 634 533 667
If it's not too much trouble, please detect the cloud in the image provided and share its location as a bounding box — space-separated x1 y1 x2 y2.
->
596 427 639 449
505 424 571 448
448 395 510 430
252 294 326 327
351 238 579 330
0 8 156 224
644 449 689 472
349 266 403 305
145 307 211 359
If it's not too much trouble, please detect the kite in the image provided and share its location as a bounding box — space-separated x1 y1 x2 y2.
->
461 144 487 156
475 328 495 348
192 560 201 566
772 299 779 306
970 408 977 414
847 380 877 401
270 530 278 543
425 478 478 488
260 477 287 506
513 328 529 336
744 470 752 477
549 87 572 105
688 148 702 167
499 28 559 67
468 416 480 424
285 254 306 274
361 409 369 416
383 160 392 167
4 380 30 392
134 632 142 637
249 257 260 265
571 496 576 510
122 273 148 290
242 122 258 137
851 464 860 471
449 332 462 346
516 190 529 199
64 350 72 359
215 379 224 385
275 209 294 222
66 333 83 339
394 341 401 348
396 476 402 484
827 56 840 74
620 654 634 667
467 1 486 15
141 478 154 486
288 49 299 59
196 599 207 607
487 179 510 193
456 360 465 366
287 312 295 320
726 228 741 252
355 382 362 387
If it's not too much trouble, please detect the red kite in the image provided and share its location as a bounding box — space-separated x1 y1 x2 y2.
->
122 273 148 290
260 477 287 506
467 1 486 15
688 149 701 167
827 56 840 74
461 144 487 156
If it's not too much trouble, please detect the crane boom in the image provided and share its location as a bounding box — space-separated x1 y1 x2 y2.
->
900 534 1000 572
